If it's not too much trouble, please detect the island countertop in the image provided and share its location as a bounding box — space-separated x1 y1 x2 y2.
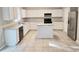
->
37 23 53 26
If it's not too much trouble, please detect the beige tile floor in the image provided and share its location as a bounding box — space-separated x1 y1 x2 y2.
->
1 30 79 52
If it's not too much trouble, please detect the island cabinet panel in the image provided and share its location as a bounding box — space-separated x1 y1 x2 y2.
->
0 29 6 49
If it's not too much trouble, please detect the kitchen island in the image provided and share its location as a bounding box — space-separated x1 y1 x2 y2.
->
0 22 17 48
0 22 24 46
37 24 53 39
4 24 24 46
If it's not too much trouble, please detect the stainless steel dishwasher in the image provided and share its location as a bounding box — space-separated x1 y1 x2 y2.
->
19 26 23 43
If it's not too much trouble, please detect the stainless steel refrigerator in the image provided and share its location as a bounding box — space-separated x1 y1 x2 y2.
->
68 11 78 41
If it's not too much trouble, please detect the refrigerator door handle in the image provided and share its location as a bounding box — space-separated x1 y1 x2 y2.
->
68 20 70 24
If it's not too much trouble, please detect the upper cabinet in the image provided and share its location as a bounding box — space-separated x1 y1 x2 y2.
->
21 9 26 18
51 10 63 17
15 8 22 20
25 9 63 17
2 7 22 21
2 7 15 20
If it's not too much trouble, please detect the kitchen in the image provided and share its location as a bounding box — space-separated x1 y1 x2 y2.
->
0 7 79 52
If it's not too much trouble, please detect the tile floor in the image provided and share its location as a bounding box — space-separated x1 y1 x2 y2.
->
1 30 79 52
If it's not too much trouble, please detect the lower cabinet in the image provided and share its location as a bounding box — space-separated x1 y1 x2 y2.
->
28 22 64 30
23 22 30 36
4 29 19 46
53 22 64 30
4 26 24 46
29 22 42 30
0 29 6 49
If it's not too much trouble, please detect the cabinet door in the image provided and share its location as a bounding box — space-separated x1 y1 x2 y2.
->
2 8 10 20
21 9 26 18
23 23 30 36
4 29 17 46
53 22 64 30
9 8 15 20
2 7 14 20
37 25 53 38
0 29 5 49
0 30 3 48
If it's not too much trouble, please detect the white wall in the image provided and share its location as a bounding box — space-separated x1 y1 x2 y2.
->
76 8 79 42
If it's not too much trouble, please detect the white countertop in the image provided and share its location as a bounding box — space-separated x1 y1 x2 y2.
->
4 24 23 29
38 23 53 26
0 21 23 29
0 22 16 29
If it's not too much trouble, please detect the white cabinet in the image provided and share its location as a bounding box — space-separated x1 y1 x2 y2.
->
37 24 53 38
4 28 20 46
25 9 63 17
16 8 22 20
23 22 30 36
26 9 43 17
4 29 19 46
28 22 64 30
29 22 38 30
21 9 26 18
4 25 24 46
53 22 64 30
0 29 5 49
51 10 63 17
2 7 15 20
2 7 22 22
29 22 42 30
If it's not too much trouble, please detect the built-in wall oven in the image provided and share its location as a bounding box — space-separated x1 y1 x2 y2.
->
44 13 52 23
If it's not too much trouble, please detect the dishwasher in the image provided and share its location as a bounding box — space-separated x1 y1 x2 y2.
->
18 26 23 43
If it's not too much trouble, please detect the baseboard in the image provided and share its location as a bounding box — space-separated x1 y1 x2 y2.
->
53 29 63 31
30 29 37 31
30 29 63 31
